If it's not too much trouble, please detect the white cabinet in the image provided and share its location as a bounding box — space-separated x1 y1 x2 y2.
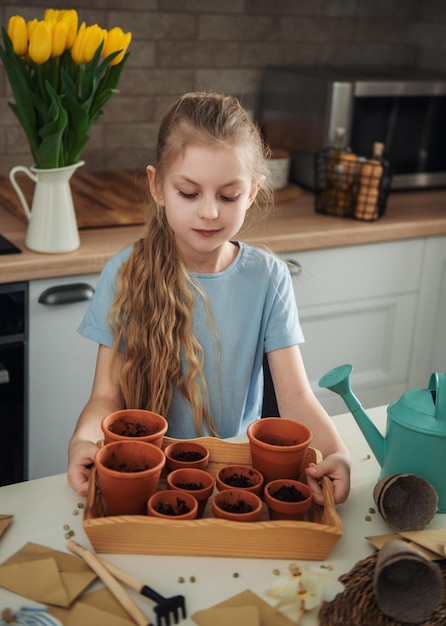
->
409 236 446 388
283 239 426 415
28 274 99 479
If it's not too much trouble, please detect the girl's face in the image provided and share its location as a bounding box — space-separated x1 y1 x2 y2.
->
147 144 263 272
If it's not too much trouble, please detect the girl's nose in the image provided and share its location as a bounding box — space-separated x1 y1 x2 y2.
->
198 197 219 220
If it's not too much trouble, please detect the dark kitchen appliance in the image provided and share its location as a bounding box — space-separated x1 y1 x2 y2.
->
256 65 446 190
0 281 27 485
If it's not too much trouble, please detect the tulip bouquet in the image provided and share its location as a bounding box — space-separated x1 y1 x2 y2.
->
0 9 131 169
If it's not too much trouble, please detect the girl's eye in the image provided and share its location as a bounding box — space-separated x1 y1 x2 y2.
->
221 194 240 202
178 190 197 199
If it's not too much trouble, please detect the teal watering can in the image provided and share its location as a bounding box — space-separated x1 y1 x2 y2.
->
319 364 446 512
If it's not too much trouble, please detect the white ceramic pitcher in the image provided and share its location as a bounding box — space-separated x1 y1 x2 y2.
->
9 161 84 254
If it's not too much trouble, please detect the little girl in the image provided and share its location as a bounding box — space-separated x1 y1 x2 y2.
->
68 92 350 504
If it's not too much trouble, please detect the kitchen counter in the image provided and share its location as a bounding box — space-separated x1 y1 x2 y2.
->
1 405 445 625
1 181 446 284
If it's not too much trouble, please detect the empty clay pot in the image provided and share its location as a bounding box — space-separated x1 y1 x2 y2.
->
94 440 166 516
101 409 168 447
216 464 264 497
164 441 210 471
147 489 198 520
247 418 312 483
264 479 312 521
373 539 443 624
166 467 215 518
211 489 262 522
373 473 438 531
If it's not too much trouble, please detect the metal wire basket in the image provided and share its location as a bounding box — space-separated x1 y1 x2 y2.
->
314 148 392 221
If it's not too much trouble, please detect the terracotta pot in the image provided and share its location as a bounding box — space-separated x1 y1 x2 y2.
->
211 489 262 522
247 417 312 483
101 409 168 447
264 479 312 521
94 440 165 516
216 464 264 497
166 467 215 518
147 489 198 520
164 441 210 471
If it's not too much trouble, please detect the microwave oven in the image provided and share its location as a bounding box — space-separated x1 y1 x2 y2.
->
256 66 446 189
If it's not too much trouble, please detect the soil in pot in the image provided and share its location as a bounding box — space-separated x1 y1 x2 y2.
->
218 499 253 513
103 452 151 473
270 484 307 502
155 496 191 516
216 464 264 496
212 489 262 522
164 441 210 471
172 451 204 462
174 481 204 490
148 489 198 519
101 409 168 447
109 417 160 437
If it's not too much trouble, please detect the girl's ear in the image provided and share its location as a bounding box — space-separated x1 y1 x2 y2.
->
248 175 266 208
146 165 164 204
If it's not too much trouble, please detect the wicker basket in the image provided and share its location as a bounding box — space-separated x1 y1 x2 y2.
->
83 437 343 560
314 148 392 221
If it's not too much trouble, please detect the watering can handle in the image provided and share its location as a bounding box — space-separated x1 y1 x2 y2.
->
429 372 446 425
9 165 37 221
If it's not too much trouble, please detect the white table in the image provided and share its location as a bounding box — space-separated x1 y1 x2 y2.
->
1 406 445 624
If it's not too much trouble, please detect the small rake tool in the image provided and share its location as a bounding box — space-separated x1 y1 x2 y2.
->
67 540 186 626
98 556 187 626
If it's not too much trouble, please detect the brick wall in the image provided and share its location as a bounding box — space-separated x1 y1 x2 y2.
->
0 0 445 177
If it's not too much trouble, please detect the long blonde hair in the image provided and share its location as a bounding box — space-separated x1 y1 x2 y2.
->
109 92 273 436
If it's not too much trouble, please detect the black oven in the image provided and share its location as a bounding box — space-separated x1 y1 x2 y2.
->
0 281 27 485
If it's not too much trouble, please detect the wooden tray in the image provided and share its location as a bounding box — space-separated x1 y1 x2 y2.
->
83 437 343 560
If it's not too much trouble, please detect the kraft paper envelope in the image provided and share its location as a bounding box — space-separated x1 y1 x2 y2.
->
400 528 446 558
191 589 295 626
0 515 13 539
48 587 137 626
366 528 446 560
0 542 96 607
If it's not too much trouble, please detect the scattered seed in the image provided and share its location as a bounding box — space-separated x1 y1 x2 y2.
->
369 507 376 514
365 515 372 522
272 568 280 576
63 524 70 531
232 572 239 578
77 502 84 509
189 576 196 583
72 509 79 516
364 454 371 460
64 530 75 539
177 577 185 583
320 564 333 571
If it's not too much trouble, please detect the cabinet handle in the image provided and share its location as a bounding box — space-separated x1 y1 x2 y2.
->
38 283 95 306
285 259 302 277
0 362 10 384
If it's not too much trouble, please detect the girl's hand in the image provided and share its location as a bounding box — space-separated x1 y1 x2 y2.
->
304 453 350 506
67 440 99 497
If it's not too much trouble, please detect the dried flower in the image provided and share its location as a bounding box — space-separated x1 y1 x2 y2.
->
0 9 131 169
266 563 344 624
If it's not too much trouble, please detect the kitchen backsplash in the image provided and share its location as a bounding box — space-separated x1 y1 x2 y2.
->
0 0 445 177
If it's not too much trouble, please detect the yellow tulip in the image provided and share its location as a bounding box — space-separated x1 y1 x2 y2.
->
71 22 105 64
28 20 51 64
44 9 78 49
103 27 132 65
62 10 78 48
51 20 69 58
27 19 38 41
7 15 28 56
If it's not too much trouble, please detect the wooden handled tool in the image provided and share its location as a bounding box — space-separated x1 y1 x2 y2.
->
67 540 151 626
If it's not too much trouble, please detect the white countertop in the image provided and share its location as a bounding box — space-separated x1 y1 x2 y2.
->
1 406 445 624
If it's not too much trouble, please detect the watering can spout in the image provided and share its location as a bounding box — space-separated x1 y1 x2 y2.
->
319 364 386 466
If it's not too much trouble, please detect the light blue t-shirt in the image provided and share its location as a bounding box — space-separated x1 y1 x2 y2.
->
78 241 304 438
